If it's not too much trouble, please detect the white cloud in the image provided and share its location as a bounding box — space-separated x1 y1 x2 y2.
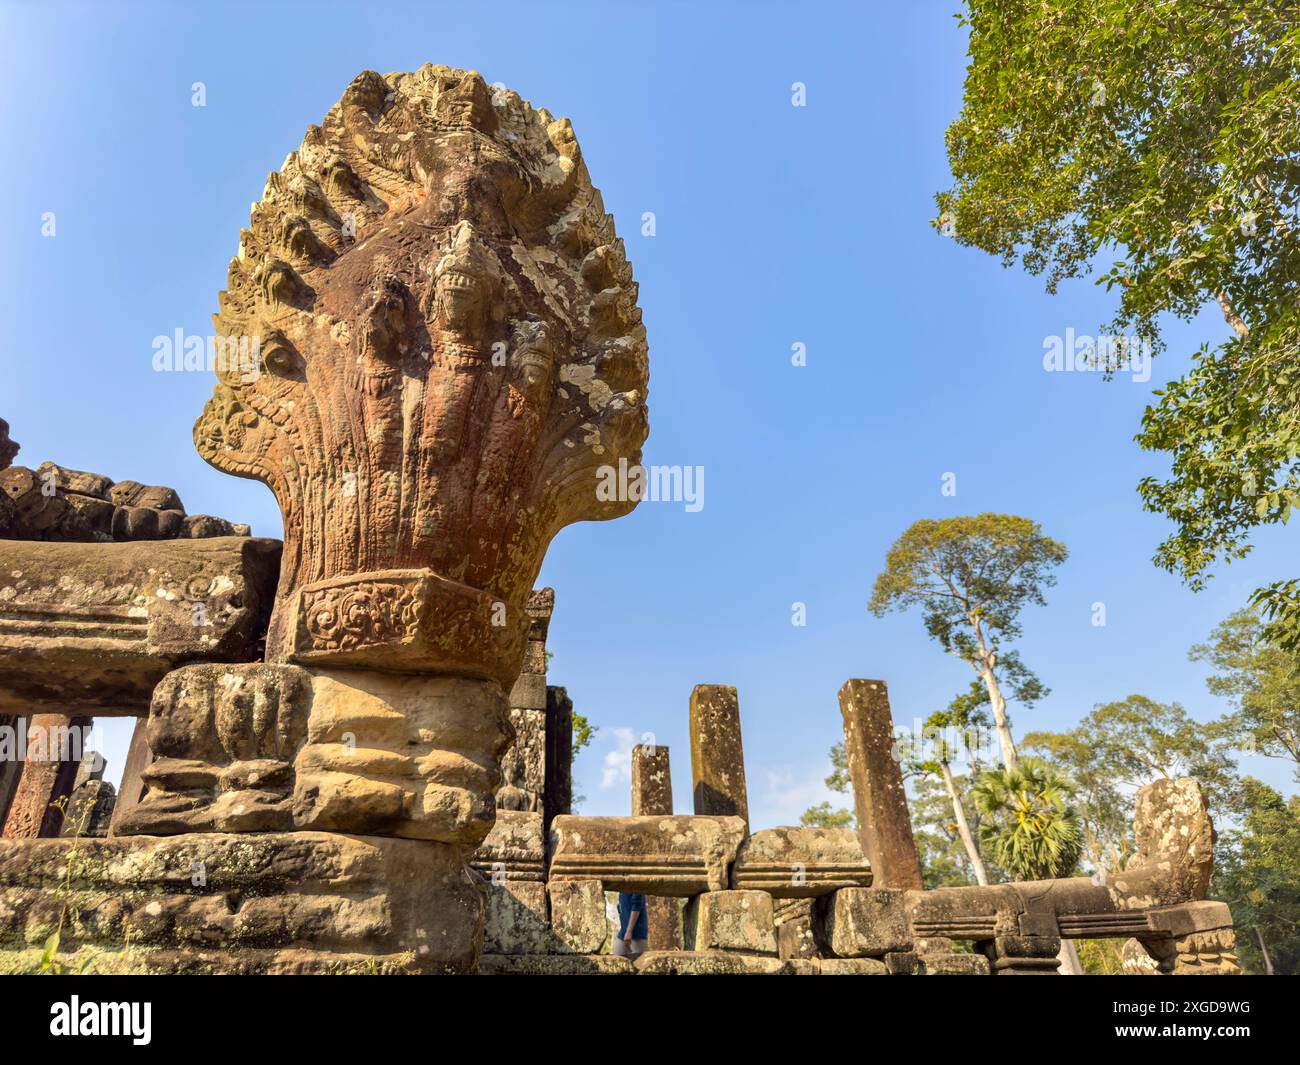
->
599 726 639 790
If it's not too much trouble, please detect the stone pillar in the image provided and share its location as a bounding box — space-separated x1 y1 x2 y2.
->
61 753 117 838
631 742 681 951
543 685 573 836
499 589 554 813
838 679 922 890
689 684 749 828
107 716 152 835
631 743 672 816
0 714 28 828
2 714 90 838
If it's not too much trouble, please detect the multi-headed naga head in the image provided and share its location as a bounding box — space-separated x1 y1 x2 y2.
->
195 66 648 683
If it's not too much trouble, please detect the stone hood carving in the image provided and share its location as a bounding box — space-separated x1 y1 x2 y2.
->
194 65 649 684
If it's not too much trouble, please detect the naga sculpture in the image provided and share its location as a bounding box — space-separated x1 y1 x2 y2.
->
0 67 647 973
194 64 647 680
174 65 647 857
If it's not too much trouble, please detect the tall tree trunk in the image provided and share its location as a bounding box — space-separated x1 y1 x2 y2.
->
940 760 988 886
1255 927 1275 975
979 663 1018 770
1058 938 1084 976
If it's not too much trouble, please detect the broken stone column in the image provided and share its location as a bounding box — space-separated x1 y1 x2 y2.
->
471 810 549 955
107 717 152 835
1 714 91 838
838 679 922 890
498 588 554 814
632 742 673 816
631 742 681 950
543 685 573 834
689 684 749 827
60 754 117 838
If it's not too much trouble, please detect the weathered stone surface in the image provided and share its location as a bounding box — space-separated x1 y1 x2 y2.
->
61 779 116 839
0 418 17 472
479 953 633 975
819 957 889 975
1171 928 1241 975
683 890 777 954
107 717 152 834
0 536 281 716
114 664 310 836
291 669 510 844
815 887 911 957
731 826 871 897
631 742 681 950
0 832 482 973
775 898 819 960
543 684 573 833
634 950 790 975
1 715 91 838
0 461 241 545
470 810 546 883
548 879 607 954
1145 899 1235 939
482 880 550 955
883 951 924 975
1110 777 1216 909
192 66 649 688
838 679 923 890
549 814 747 895
632 743 673 816
689 685 748 826
982 936 1063 975
922 952 990 975
903 779 1232 962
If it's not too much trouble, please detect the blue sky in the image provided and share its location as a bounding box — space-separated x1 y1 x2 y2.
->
2 1 1293 823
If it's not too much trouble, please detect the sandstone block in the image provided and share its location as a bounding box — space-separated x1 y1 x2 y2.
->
634 950 789 975
479 954 633 975
0 832 482 973
684 890 777 954
731 826 871 897
548 879 608 954
0 536 281 716
820 957 889 975
814 887 911 957
483 881 550 955
923 952 991 975
549 814 747 895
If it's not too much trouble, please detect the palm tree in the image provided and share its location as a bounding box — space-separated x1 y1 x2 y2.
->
971 759 1083 881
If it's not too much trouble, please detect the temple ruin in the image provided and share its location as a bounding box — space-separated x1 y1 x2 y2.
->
0 68 1238 975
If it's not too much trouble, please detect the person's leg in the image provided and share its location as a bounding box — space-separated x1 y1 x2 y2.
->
612 937 629 956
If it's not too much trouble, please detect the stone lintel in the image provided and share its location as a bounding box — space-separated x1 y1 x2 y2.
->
549 814 747 896
0 536 281 716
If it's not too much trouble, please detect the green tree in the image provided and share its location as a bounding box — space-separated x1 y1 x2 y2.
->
1191 607 1300 779
571 712 595 760
1025 694 1238 879
870 514 1067 769
937 1 1300 646
1215 778 1300 974
903 682 994 884
910 773 988 888
971 759 1083 881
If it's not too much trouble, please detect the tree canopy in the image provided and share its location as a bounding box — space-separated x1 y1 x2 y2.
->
937 0 1300 645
